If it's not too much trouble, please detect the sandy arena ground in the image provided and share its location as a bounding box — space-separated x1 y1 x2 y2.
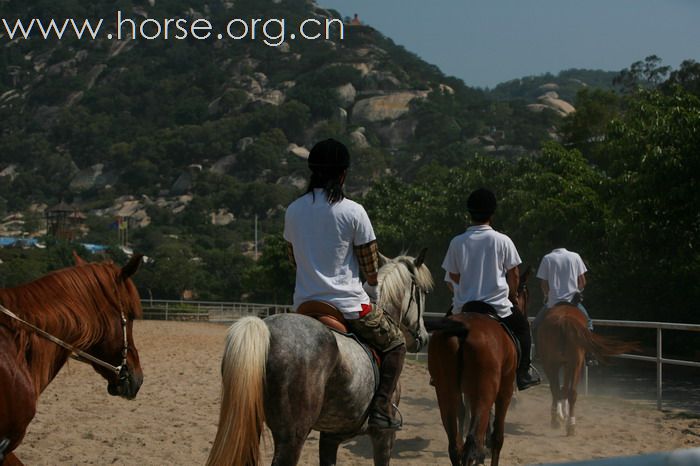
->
14 320 700 465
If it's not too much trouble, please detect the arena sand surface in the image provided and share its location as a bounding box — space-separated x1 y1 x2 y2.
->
15 321 700 465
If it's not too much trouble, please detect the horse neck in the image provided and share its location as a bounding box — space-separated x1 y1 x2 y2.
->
0 280 109 395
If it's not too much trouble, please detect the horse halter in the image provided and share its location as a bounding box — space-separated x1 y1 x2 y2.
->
0 302 130 381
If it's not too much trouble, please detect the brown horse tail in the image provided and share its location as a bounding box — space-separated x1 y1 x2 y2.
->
561 319 639 363
425 317 470 338
207 317 270 466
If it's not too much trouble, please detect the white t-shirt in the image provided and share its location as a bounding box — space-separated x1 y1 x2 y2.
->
536 248 588 308
442 225 522 318
284 190 375 319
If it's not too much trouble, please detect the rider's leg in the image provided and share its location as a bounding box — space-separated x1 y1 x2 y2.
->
577 303 598 365
531 305 548 357
347 304 406 429
501 309 541 391
577 303 593 331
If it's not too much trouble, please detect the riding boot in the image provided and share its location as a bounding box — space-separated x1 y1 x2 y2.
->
502 310 541 391
369 344 406 430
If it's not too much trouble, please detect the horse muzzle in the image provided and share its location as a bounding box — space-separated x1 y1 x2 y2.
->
108 367 143 399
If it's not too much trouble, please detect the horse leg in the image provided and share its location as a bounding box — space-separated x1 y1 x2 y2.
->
266 373 322 466
463 398 492 466
319 432 347 466
270 429 311 466
543 363 561 429
490 385 513 466
369 428 396 466
564 353 584 436
463 414 487 466
429 334 464 466
434 382 466 466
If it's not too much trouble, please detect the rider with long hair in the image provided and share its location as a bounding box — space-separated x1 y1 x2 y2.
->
442 188 541 390
284 138 406 430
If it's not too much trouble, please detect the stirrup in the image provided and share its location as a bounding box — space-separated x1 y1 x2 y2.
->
369 404 403 430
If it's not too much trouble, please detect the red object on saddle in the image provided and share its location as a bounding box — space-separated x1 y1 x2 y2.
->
359 303 373 318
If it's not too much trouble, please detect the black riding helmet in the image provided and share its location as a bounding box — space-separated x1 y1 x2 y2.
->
467 188 497 220
307 138 350 175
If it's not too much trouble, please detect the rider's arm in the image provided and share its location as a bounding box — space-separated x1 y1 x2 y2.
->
506 266 520 302
449 272 460 285
286 241 296 268
354 240 379 286
540 279 549 303
577 273 586 291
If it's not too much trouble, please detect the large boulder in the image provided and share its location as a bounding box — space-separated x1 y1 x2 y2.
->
351 91 427 124
287 143 310 159
537 92 575 116
335 83 357 107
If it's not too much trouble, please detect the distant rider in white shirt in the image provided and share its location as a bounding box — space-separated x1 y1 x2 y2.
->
441 188 541 391
533 232 596 364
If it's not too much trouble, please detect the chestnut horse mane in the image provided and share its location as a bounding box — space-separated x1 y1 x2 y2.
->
0 261 142 392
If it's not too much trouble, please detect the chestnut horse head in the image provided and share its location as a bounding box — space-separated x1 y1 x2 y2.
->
0 254 144 463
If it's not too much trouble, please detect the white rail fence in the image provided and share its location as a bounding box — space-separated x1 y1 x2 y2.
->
582 318 700 410
140 299 293 323
140 301 699 410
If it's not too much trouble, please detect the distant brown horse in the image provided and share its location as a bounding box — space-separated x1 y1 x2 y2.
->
0 255 144 465
428 268 530 466
536 304 638 436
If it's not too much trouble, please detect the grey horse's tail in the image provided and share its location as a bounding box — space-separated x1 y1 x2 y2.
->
206 317 271 466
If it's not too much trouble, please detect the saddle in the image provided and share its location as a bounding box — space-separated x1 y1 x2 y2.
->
555 292 583 308
297 301 382 368
461 301 521 367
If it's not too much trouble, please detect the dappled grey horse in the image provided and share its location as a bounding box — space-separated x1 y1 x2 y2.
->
206 251 433 466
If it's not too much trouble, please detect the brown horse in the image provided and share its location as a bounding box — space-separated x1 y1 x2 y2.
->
428 268 530 466
536 304 638 436
0 254 144 465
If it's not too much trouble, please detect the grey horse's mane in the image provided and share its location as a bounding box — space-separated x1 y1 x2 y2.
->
377 254 434 313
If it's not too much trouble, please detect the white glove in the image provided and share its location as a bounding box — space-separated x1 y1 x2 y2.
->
363 282 378 303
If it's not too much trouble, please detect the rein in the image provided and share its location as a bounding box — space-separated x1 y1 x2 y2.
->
0 303 129 377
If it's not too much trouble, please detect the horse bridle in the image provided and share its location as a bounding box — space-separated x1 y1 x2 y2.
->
399 279 426 352
0 300 130 382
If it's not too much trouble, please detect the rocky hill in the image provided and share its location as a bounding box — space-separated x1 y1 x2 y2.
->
0 0 618 297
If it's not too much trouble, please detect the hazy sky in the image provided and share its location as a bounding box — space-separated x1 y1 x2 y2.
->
319 0 700 88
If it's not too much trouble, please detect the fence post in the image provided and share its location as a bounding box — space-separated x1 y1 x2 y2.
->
165 302 169 321
656 327 663 410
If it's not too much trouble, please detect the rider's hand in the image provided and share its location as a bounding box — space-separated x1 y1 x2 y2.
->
363 282 378 303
